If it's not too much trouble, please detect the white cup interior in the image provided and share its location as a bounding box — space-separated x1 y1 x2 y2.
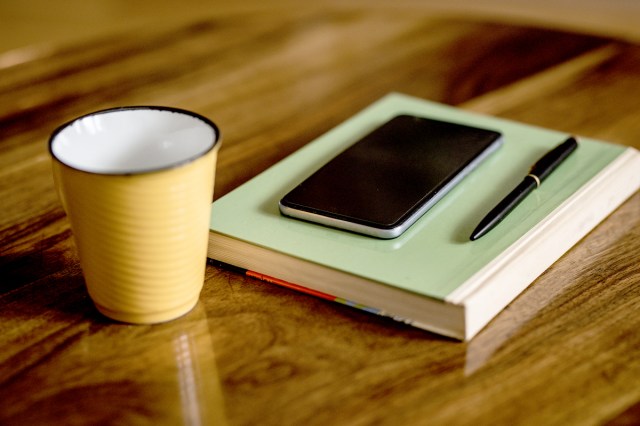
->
50 107 218 174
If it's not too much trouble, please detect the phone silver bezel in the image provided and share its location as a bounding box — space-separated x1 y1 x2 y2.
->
279 135 503 239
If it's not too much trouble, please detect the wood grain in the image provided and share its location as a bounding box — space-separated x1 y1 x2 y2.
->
1 8 638 426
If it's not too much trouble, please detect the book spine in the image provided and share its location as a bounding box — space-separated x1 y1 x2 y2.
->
210 260 412 323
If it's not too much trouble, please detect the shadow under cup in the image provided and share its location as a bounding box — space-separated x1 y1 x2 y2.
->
49 107 221 324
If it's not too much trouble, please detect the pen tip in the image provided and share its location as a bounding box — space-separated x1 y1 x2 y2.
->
469 228 483 241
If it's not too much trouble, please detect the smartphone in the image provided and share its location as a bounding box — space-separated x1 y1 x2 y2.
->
279 115 503 239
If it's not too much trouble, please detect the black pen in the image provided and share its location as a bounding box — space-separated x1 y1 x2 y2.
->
470 136 578 241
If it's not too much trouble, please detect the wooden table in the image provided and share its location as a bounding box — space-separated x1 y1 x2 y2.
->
1 7 639 426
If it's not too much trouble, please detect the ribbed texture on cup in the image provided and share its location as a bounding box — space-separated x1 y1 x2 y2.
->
54 150 217 324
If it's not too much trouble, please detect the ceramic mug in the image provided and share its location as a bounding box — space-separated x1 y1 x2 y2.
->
50 106 220 324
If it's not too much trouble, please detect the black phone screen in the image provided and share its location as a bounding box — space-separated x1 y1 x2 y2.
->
279 115 502 238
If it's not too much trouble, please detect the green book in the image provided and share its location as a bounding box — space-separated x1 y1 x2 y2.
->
208 93 640 340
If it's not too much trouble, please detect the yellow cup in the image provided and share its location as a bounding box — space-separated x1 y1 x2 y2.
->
49 107 221 324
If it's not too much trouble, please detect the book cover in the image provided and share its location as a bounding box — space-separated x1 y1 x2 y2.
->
208 93 640 340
